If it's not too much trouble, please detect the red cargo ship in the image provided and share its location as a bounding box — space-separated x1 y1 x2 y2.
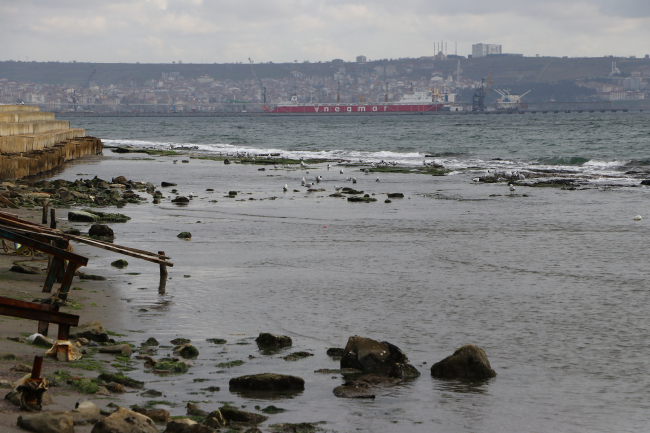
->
265 90 449 114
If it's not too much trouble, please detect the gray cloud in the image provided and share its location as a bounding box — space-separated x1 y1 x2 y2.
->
1 0 649 64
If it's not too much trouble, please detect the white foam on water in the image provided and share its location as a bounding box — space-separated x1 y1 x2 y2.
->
103 139 636 181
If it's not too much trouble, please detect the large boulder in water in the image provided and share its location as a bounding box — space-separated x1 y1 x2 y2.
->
255 333 292 349
430 344 496 380
229 373 304 391
89 224 114 238
340 336 420 379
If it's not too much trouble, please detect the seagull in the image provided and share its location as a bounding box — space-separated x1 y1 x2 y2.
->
352 177 357 184
472 177 480 183
283 184 288 192
300 161 306 167
315 176 320 183
274 164 278 169
327 164 331 170
364 169 369 175
345 177 352 181
509 184 516 196
375 177 380 182
340 169 344 174
371 162 376 168
518 173 526 180
173 160 178 164
189 192 195 199
305 182 313 188
334 185 343 191
301 177 306 186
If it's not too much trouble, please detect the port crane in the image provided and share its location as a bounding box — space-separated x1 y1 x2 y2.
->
351 81 365 103
472 70 493 111
72 68 96 109
248 58 266 104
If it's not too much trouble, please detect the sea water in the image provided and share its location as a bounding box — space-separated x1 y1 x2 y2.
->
54 112 650 432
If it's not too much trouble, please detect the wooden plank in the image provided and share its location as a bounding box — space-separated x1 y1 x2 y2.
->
56 263 79 302
66 234 174 266
0 195 18 209
0 296 79 326
0 227 87 265
42 256 61 293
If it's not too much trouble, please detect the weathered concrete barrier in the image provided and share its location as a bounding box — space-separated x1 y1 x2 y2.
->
0 105 101 180
0 137 103 180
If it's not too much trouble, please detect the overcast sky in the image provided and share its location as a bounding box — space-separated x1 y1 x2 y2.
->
2 0 649 63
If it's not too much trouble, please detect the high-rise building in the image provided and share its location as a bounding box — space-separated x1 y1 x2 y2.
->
356 55 367 63
472 44 502 58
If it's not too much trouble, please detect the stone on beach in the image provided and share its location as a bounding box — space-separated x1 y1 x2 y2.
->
283 351 314 361
145 337 159 346
97 373 144 389
17 411 75 433
229 373 305 391
173 343 199 358
69 321 108 342
132 407 171 423
111 259 129 268
90 406 157 433
326 347 345 357
218 406 268 424
161 182 177 187
340 336 420 379
163 418 198 433
333 374 401 399
71 400 101 425
68 210 100 222
430 344 496 380
171 196 190 203
177 231 192 239
89 224 114 238
9 264 41 275
255 332 292 349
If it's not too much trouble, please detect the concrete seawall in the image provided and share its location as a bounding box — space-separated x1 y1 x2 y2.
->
0 105 102 180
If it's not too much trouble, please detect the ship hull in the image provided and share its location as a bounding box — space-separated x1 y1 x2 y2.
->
266 104 444 114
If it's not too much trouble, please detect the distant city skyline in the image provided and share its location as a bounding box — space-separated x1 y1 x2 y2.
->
1 1 649 64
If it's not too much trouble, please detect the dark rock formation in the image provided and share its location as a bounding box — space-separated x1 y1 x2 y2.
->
177 232 192 239
111 259 128 268
89 224 114 238
229 373 305 391
430 344 496 380
255 333 292 349
340 336 420 379
326 348 345 357
219 406 268 424
333 374 400 399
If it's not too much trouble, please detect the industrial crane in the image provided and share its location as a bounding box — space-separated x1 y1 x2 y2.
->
248 58 266 104
72 68 96 109
472 70 493 111
351 81 365 103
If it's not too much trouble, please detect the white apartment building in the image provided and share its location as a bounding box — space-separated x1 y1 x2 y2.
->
472 44 502 58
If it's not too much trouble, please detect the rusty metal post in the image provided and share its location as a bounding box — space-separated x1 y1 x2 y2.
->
57 324 71 362
31 356 43 380
49 208 56 229
158 251 168 277
42 202 48 225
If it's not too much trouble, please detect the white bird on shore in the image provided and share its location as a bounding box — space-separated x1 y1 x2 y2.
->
189 192 195 199
375 177 380 182
334 185 342 191
300 161 306 167
509 184 516 196
340 169 344 174
305 182 313 188
315 176 320 183
364 169 369 175
301 177 306 186
274 164 278 169
327 164 331 170
518 173 526 180
472 177 480 183
306 170 309 174
345 177 352 181
352 177 357 184
283 184 288 192
371 162 376 168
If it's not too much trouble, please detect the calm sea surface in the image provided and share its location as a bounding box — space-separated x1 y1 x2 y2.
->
55 113 650 432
